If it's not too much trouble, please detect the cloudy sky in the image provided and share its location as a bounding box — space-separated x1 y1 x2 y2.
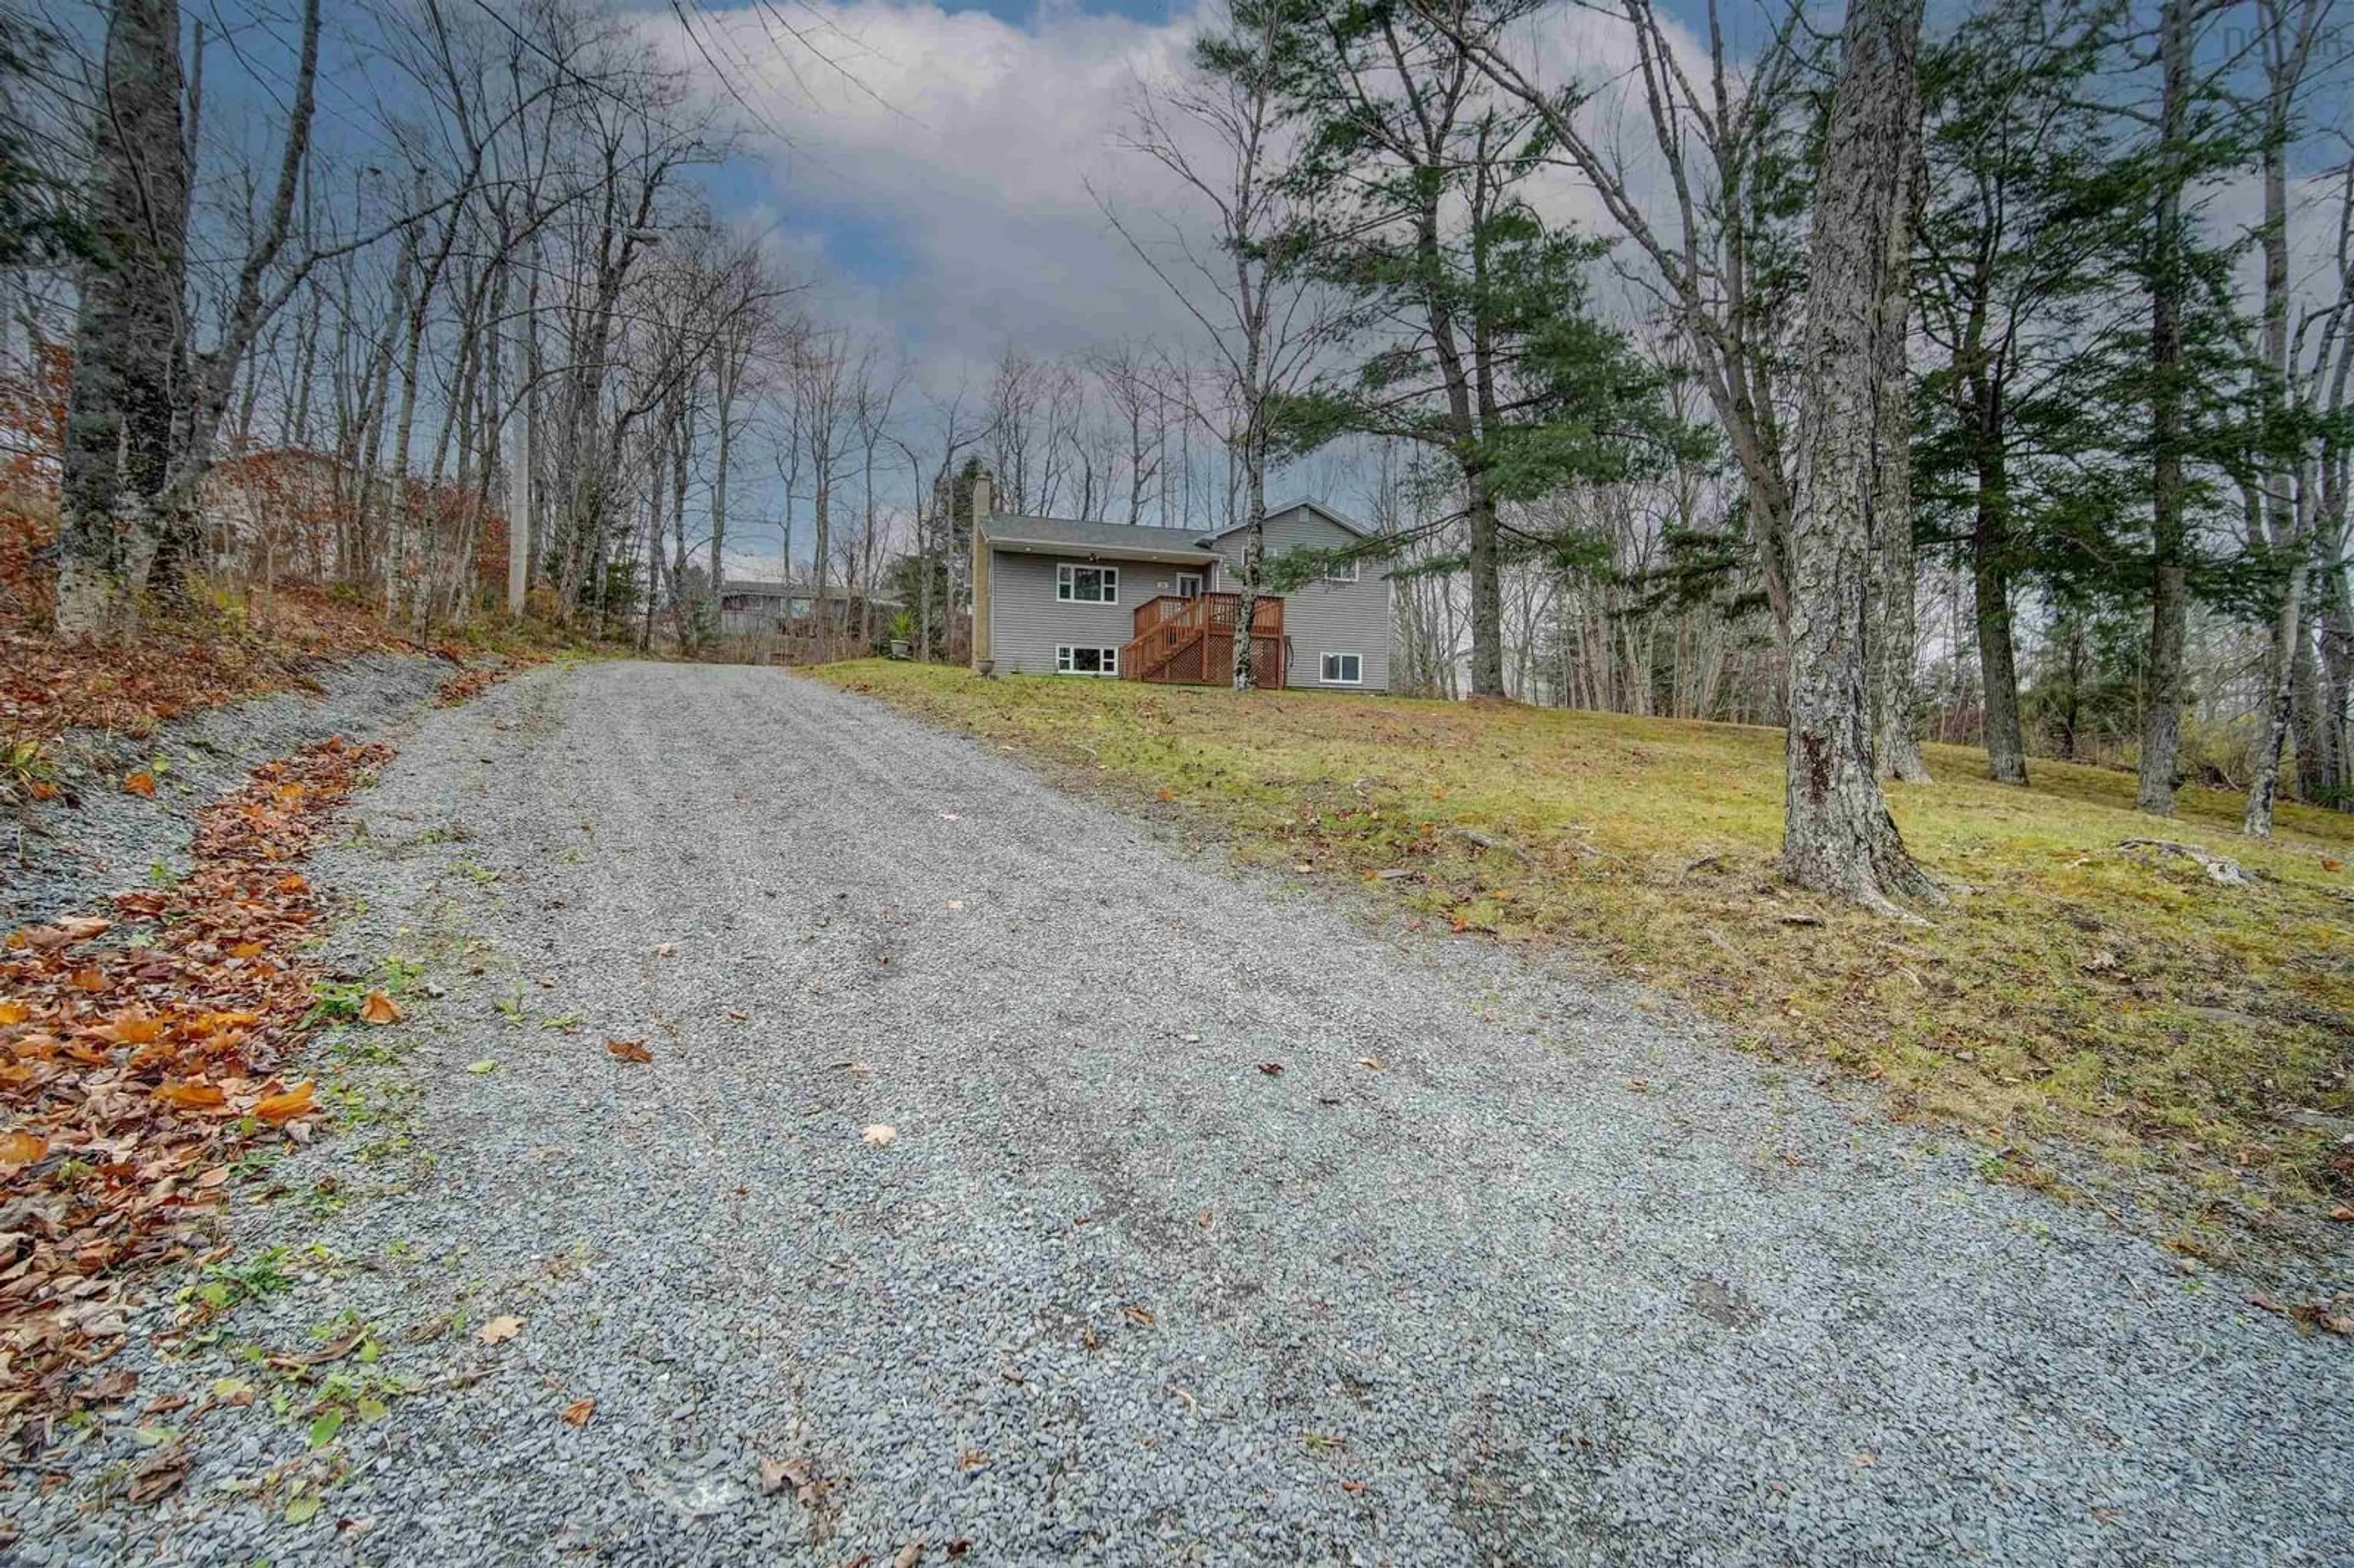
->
638 0 1225 379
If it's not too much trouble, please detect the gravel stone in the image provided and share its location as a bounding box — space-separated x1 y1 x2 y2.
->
9 660 2350 1566
1 652 445 924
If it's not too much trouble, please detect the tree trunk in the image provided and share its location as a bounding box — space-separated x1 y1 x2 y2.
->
55 0 189 636
2242 23 2309 837
1868 123 1929 783
2137 0 2193 816
1971 426 2029 783
1779 0 1938 911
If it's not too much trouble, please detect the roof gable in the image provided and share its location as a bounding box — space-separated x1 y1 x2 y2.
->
1203 499 1370 543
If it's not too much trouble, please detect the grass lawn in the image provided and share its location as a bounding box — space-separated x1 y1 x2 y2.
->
816 660 2354 1257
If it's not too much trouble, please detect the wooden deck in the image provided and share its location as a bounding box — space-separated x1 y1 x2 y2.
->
1121 593 1286 688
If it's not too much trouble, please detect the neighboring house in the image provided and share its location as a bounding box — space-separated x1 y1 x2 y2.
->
968 475 1392 691
718 579 902 638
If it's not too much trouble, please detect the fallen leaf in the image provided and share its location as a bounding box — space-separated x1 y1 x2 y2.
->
123 1442 191 1504
1357 1056 1384 1070
466 1059 498 1074
123 771 156 797
562 1398 596 1426
895 1542 924 1568
1156 788 1175 802
1340 1480 1367 1494
153 1080 227 1110
1257 1062 1284 1076
957 1448 989 1469
1121 1304 1156 1326
2329 1206 2353 1223
2325 857 2345 872
479 1315 524 1345
863 1123 897 1146
359 990 402 1025
253 1082 317 1123
606 1038 653 1064
0 1130 46 1166
1292 862 1313 873
654 942 677 957
70 965 108 991
284 1493 321 1525
945 1542 972 1559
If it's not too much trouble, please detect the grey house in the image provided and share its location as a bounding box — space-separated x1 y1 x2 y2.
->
717 579 901 638
967 476 1392 691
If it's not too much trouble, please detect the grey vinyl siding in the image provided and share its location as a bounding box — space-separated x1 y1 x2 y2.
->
1211 506 1392 692
986 553 1208 677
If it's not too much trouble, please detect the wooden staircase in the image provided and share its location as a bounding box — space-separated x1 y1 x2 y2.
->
1121 593 1286 688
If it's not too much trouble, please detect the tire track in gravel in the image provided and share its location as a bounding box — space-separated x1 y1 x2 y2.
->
17 659 2348 1568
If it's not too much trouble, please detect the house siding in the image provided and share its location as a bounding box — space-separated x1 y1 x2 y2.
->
1210 506 1392 692
986 552 1208 677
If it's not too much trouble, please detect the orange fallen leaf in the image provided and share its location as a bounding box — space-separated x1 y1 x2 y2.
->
0 1130 47 1165
562 1398 596 1427
479 1315 523 1345
70 966 108 992
2331 1206 2354 1223
104 1013 166 1045
2324 857 2345 872
123 771 156 797
154 1080 227 1110
229 940 267 959
253 1082 317 1123
26 780 55 801
277 873 308 894
606 1038 653 1064
359 991 400 1025
0 1000 28 1024
1121 1304 1155 1326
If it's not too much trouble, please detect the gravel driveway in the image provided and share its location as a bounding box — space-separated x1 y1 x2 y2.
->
21 661 2350 1567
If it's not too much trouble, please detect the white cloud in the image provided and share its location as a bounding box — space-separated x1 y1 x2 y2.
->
640 0 1211 373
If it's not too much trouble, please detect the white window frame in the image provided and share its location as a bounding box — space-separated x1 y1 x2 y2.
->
1175 571 1205 599
1320 559 1361 584
1055 645 1121 677
1056 563 1119 604
1319 652 1363 686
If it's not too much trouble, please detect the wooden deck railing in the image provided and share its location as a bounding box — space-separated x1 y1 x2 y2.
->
1121 592 1286 688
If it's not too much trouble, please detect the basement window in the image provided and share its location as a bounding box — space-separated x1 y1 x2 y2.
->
1056 563 1119 604
1056 645 1121 677
1319 652 1363 686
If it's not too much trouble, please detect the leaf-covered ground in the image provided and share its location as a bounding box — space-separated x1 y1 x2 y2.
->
819 661 2354 1262
0 737 392 1465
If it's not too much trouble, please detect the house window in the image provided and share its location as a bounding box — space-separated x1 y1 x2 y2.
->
1176 571 1204 599
1056 563 1119 604
1319 652 1363 685
1056 645 1121 676
1321 559 1360 583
